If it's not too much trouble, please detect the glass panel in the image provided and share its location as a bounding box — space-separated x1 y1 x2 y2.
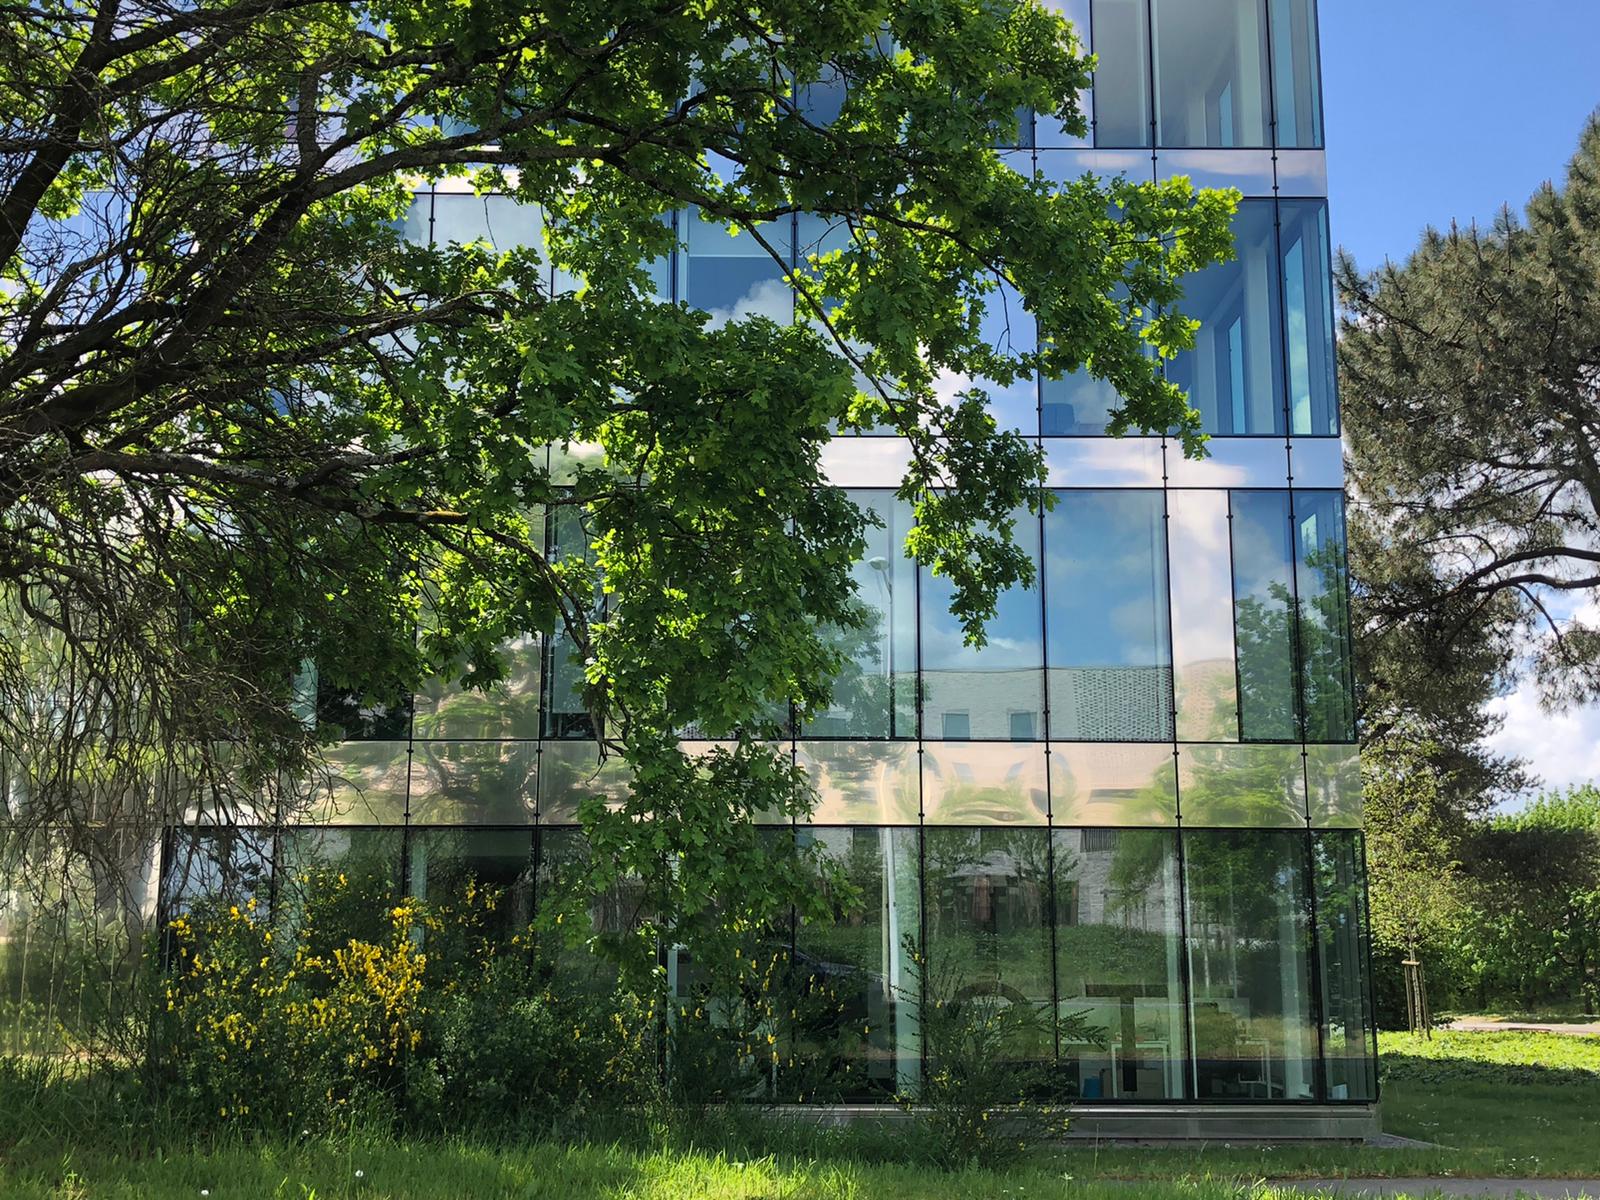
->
924 829 1054 1076
817 437 914 487
430 192 544 255
1231 490 1299 741
679 207 793 325
1045 490 1173 740
1315 831 1377 1101
921 507 1044 741
922 743 1049 825
535 826 653 987
1166 439 1288 489
1152 0 1271 148
1294 491 1355 743
545 506 597 739
793 826 921 1099
399 191 432 245
1054 829 1188 1099
409 828 535 949
1274 149 1328 196
1089 0 1152 147
1288 437 1342 488
276 829 403 941
1168 491 1240 741
307 740 410 824
407 741 537 824
795 741 920 824
412 634 542 740
807 491 917 738
1270 0 1324 149
1048 743 1178 826
314 671 410 741
1043 438 1165 487
1154 149 1275 195
970 281 1039 434
1183 828 1317 1100
1035 148 1154 187
1035 0 1093 149
1041 366 1122 436
1168 201 1284 435
1281 200 1339 437
160 827 274 917
1306 745 1361 828
537 741 634 824
1178 743 1306 827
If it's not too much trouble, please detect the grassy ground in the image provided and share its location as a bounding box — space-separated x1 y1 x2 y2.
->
0 1030 1596 1198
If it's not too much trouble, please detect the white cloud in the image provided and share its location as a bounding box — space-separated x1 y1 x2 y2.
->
1485 685 1600 796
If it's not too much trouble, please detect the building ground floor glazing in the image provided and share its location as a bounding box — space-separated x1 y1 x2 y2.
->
161 819 1378 1106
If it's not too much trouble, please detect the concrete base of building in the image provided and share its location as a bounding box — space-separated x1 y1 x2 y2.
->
768 1103 1383 1143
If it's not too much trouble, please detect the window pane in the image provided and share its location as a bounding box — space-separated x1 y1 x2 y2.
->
1090 0 1152 147
1315 831 1377 1102
796 741 920 824
1295 491 1356 742
924 829 1054 1077
409 828 535 952
535 827 653 989
921 507 1044 740
1168 491 1240 741
1281 201 1338 436
974 282 1040 434
1270 0 1324 148
412 634 542 740
1045 490 1173 740
430 193 544 255
161 827 273 917
1168 202 1284 435
794 827 922 1099
922 743 1049 825
1178 742 1307 827
536 741 634 824
314 673 410 741
545 506 597 739
1048 743 1178 826
407 741 537 825
276 829 403 942
1152 0 1271 148
1041 367 1121 436
806 491 917 738
1035 1 1093 149
1183 829 1317 1100
1054 829 1188 1099
679 207 793 325
1231 491 1298 741
308 740 410 824
1306 745 1361 828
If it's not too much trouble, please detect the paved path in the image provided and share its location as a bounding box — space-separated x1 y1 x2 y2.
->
1284 1181 1600 1198
1442 1018 1600 1037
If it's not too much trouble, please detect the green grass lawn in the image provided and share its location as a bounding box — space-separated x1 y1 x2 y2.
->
1 1030 1596 1198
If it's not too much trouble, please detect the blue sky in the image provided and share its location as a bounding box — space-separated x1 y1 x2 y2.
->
1321 2 1600 794
1322 1 1600 271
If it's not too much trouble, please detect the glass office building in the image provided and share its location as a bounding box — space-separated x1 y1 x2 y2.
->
157 0 1375 1109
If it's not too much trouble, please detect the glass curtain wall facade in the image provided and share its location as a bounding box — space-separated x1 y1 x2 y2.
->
158 0 1375 1106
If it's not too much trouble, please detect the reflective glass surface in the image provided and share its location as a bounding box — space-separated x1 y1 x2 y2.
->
1152 0 1271 148
679 207 793 325
974 281 1040 434
1178 743 1306 827
1167 491 1240 741
1168 202 1284 435
1041 365 1123 436
1305 745 1361 828
1154 149 1275 195
794 826 922 1098
407 740 536 825
1054 829 1187 1099
536 741 634 824
796 741 920 824
545 506 597 739
807 491 917 738
1281 201 1339 436
1183 829 1317 1099
309 740 410 824
1231 490 1298 741
1035 1 1093 148
1090 0 1153 147
1289 437 1343 488
922 743 1049 825
412 635 542 740
924 828 1055 1074
1165 438 1288 490
1294 492 1356 742
275 828 403 940
921 508 1044 741
409 828 535 949
161 827 274 917
1049 743 1178 826
1270 0 1325 149
1043 438 1165 487
1045 491 1173 740
1315 831 1378 1101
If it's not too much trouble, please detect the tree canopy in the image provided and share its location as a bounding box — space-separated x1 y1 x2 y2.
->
1339 112 1600 798
1 0 1236 972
